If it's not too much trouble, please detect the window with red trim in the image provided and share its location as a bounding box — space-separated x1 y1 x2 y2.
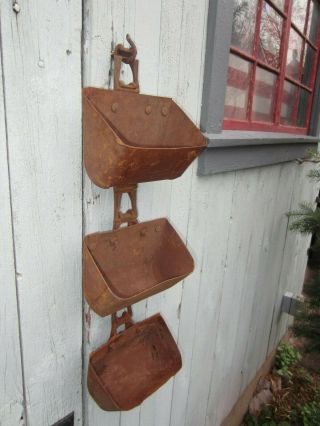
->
224 0 320 134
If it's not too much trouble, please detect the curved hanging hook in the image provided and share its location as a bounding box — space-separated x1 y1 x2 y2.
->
112 34 139 92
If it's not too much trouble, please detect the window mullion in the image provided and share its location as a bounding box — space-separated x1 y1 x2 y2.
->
306 45 320 129
274 0 293 125
297 0 311 84
304 0 312 36
247 0 264 122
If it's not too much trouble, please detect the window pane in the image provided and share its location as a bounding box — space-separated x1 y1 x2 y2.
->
307 0 320 44
258 2 283 69
280 81 299 125
231 0 259 54
271 0 285 11
297 89 310 127
286 28 303 80
224 54 251 120
302 43 316 86
292 0 308 33
252 67 277 122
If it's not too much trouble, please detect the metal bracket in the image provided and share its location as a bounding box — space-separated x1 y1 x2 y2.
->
113 184 138 230
110 35 140 335
110 306 133 337
281 292 305 316
111 184 138 333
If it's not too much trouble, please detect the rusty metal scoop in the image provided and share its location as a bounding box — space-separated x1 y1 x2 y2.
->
85 38 191 412
87 308 182 411
83 216 194 317
83 35 205 189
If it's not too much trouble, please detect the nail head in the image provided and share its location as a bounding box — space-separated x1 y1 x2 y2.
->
13 2 21 13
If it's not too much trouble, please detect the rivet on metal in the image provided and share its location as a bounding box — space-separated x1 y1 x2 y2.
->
140 227 147 237
13 2 21 13
145 105 152 115
108 238 118 250
161 106 169 117
111 102 118 113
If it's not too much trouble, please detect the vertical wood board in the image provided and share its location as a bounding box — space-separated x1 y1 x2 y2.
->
1 1 83 424
82 1 318 425
0 34 25 426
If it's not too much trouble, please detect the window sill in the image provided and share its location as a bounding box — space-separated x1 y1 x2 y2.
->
198 130 319 175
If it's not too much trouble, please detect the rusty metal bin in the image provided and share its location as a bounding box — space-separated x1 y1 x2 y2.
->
87 312 182 411
83 87 206 188
83 218 194 317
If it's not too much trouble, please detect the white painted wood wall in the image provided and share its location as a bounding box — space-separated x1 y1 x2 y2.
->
0 1 317 425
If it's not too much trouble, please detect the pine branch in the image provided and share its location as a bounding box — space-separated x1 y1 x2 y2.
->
287 203 320 235
307 169 320 181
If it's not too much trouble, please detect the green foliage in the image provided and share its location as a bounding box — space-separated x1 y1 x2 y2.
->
299 401 320 426
275 343 301 380
296 367 314 384
287 203 320 236
243 405 291 425
308 168 320 181
243 344 320 425
244 401 320 426
243 405 283 426
304 149 320 167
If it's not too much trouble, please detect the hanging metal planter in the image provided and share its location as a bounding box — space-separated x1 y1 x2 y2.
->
87 308 181 411
83 35 203 411
83 35 205 189
83 216 194 317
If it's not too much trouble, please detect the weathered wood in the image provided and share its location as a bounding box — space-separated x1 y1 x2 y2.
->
0 1 82 424
241 163 297 387
82 2 318 426
0 0 317 425
210 165 290 425
0 42 25 426
82 1 135 425
268 162 318 352
137 1 178 424
182 172 235 426
204 167 267 426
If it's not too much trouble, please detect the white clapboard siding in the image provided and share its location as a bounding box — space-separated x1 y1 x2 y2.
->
268 162 318 352
0 43 25 426
0 1 82 424
240 163 297 389
82 1 318 426
0 0 317 425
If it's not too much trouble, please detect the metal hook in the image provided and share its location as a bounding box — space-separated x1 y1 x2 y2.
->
112 34 139 92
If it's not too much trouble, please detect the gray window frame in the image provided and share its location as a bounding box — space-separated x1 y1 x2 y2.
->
198 0 320 176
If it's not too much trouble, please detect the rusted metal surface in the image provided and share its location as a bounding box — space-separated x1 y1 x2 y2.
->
112 34 139 93
87 312 182 411
83 87 206 188
84 36 192 411
83 217 194 317
113 184 138 230
83 35 205 189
